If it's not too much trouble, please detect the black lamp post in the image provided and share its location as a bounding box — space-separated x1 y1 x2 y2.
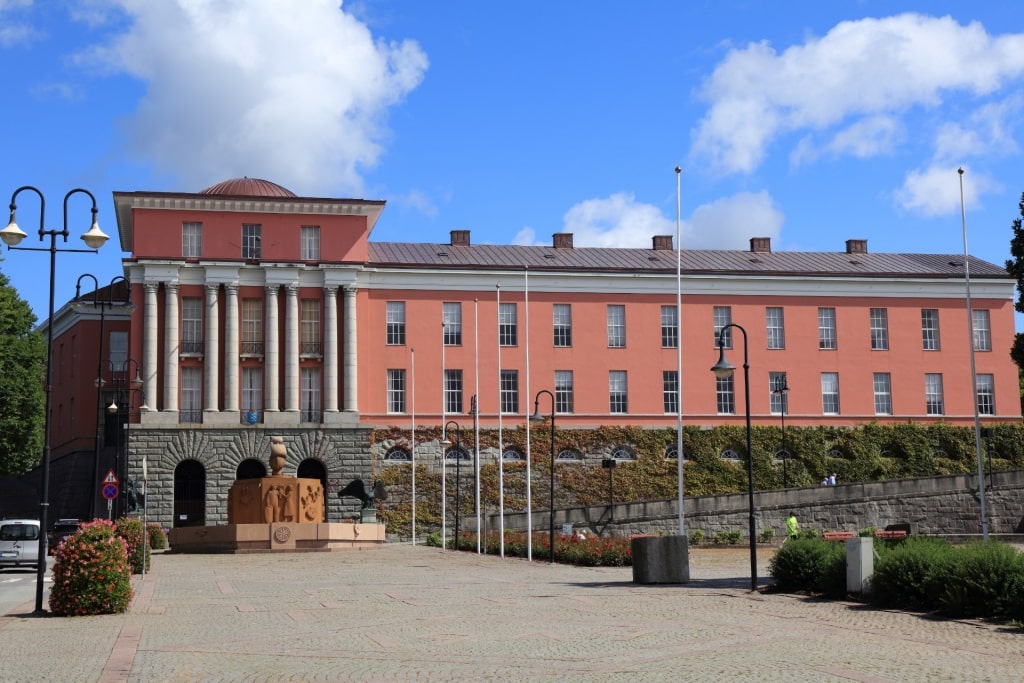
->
602 458 616 522
530 389 556 564
772 382 790 488
710 323 758 592
105 359 144 520
442 420 462 551
0 186 109 613
72 274 132 519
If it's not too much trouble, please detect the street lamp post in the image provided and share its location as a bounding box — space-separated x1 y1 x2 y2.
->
72 274 132 519
530 389 556 564
710 323 758 592
772 382 790 488
442 421 462 551
0 186 109 612
104 359 144 520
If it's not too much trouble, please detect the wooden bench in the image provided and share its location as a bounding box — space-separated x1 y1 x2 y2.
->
873 529 908 539
822 531 856 541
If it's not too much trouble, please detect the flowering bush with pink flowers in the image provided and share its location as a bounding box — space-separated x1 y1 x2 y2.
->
49 519 133 616
115 517 150 574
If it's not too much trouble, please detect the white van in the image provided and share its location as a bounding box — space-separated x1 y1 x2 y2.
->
0 519 41 568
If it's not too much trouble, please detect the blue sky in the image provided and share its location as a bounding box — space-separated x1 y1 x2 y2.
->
2 1 1023 323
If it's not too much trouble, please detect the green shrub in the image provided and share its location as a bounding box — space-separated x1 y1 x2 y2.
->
869 537 953 611
931 541 1024 619
115 517 151 574
689 529 705 545
769 538 847 598
712 529 743 545
758 528 776 544
49 519 133 616
424 531 443 547
147 524 167 550
858 526 878 537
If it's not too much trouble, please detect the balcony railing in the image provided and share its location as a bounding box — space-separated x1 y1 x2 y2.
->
240 341 264 356
179 409 203 424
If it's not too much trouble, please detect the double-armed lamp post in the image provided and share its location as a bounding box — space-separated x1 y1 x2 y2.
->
0 186 109 612
530 389 556 564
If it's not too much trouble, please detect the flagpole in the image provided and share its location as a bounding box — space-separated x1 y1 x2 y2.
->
440 321 447 550
474 298 481 554
524 266 532 561
411 347 417 545
496 283 505 557
675 166 686 536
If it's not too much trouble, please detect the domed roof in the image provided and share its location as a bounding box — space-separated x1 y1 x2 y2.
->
200 177 296 197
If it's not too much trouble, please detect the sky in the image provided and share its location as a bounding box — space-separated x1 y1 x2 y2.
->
1 0 1023 325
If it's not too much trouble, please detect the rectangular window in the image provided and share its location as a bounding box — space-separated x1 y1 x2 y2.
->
108 331 128 368
241 299 263 355
821 372 840 414
769 372 788 414
713 306 732 349
300 299 321 356
241 367 262 422
972 310 991 351
182 222 202 258
925 373 944 415
663 370 679 414
242 224 261 260
553 304 572 347
609 371 628 413
180 366 202 423
386 301 406 345
555 370 574 414
765 307 785 350
499 303 518 347
607 305 626 348
301 368 321 423
818 307 837 350
921 309 940 350
661 305 678 348
870 308 889 350
444 369 463 413
300 226 320 261
443 302 462 346
873 373 892 415
387 369 406 414
181 297 203 355
499 369 519 414
716 375 735 414
976 374 995 416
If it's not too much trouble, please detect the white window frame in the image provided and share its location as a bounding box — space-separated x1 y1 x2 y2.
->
499 303 518 347
553 304 572 347
555 370 574 414
607 305 625 348
976 374 995 416
241 299 263 355
386 301 406 346
387 369 406 414
301 225 320 261
769 372 787 414
716 375 735 414
921 309 940 351
443 302 462 346
661 305 678 349
444 369 463 413
242 224 261 260
972 309 991 351
663 370 678 414
873 372 892 415
241 367 262 419
182 222 202 258
181 297 203 355
821 372 840 415
499 369 519 414
818 307 837 350
925 373 944 415
300 299 321 356
608 370 628 413
301 367 321 423
766 307 785 349
181 366 202 423
713 306 732 349
870 308 889 350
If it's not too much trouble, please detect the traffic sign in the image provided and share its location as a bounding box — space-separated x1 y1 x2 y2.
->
102 483 119 500
103 469 119 485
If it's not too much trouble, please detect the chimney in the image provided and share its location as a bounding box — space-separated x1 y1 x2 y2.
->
652 235 674 250
450 229 470 247
845 239 867 254
553 233 574 249
749 237 771 253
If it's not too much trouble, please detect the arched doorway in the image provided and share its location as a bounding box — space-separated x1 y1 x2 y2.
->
296 459 328 521
236 459 267 480
173 459 206 527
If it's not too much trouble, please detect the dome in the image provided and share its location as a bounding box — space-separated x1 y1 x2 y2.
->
200 177 296 197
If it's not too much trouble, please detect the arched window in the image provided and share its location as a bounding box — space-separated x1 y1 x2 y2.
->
555 449 583 462
502 447 524 461
445 446 471 461
772 449 790 462
664 445 689 461
827 448 844 459
611 445 636 461
720 448 741 461
384 446 412 461
933 449 948 459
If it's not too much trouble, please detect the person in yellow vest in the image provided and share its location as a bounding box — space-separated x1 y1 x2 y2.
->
786 512 799 541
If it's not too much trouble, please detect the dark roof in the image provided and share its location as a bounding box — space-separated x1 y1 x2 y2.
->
366 242 1009 278
200 177 296 197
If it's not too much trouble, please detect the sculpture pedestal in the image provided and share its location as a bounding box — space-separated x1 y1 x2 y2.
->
168 522 386 554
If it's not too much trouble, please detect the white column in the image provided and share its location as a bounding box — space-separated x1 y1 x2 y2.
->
224 284 239 414
204 283 220 413
163 283 179 412
265 285 280 412
343 285 358 412
284 283 300 413
324 285 339 413
143 282 159 411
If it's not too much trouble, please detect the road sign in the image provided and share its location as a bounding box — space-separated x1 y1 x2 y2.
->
103 469 120 485
102 483 119 501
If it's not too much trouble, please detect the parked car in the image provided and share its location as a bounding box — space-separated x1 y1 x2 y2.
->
0 519 41 568
47 519 82 555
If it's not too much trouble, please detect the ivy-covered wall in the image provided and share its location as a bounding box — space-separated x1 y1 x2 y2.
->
371 422 1024 539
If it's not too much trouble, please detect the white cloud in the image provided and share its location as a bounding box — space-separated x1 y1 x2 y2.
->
74 0 428 196
546 191 782 250
0 0 38 47
896 165 999 216
395 189 438 218
691 13 1024 175
512 226 537 246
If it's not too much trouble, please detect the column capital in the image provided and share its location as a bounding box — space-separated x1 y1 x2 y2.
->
224 283 239 295
343 285 358 296
144 282 160 294
164 282 179 293
285 283 300 296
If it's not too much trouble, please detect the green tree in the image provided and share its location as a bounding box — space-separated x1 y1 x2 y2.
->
0 267 45 476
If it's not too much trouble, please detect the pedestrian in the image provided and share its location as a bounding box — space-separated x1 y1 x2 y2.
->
820 477 829 487
828 472 837 486
786 512 799 541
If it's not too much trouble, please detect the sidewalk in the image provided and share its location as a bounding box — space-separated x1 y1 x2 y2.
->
1 544 1022 682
